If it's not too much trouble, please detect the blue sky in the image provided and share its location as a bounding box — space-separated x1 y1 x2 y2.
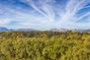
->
0 0 90 30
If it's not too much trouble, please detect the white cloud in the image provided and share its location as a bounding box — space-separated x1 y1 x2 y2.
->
0 0 90 29
0 18 11 25
21 0 56 22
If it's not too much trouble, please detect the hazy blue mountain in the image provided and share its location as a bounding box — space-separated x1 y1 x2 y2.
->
15 28 36 31
51 28 67 32
0 27 8 31
0 27 90 32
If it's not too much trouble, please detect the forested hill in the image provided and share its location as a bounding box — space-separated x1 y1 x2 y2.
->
0 31 90 60
0 31 89 38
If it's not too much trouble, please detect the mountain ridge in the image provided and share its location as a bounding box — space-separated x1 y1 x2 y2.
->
0 27 90 32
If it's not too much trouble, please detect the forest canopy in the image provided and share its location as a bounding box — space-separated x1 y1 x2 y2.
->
0 31 90 60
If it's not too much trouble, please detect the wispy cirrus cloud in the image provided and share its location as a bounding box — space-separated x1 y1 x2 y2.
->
0 3 51 29
21 0 56 22
0 0 90 30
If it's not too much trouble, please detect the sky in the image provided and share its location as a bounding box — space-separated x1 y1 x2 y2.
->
0 0 90 30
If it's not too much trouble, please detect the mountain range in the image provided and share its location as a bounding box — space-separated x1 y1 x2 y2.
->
0 27 8 31
0 27 35 31
0 27 90 32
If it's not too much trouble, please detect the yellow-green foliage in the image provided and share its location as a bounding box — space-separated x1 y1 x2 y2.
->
0 31 90 60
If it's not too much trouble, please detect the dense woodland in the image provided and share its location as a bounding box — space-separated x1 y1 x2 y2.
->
0 31 90 60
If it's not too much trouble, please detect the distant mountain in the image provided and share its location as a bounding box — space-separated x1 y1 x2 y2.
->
0 27 8 31
51 28 90 32
0 27 90 32
75 29 90 32
51 28 67 32
0 27 36 31
15 28 36 31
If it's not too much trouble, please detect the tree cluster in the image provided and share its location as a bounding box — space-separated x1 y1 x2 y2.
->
0 31 90 60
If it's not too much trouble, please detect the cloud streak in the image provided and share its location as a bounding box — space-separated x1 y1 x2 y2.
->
21 0 56 22
0 0 90 30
